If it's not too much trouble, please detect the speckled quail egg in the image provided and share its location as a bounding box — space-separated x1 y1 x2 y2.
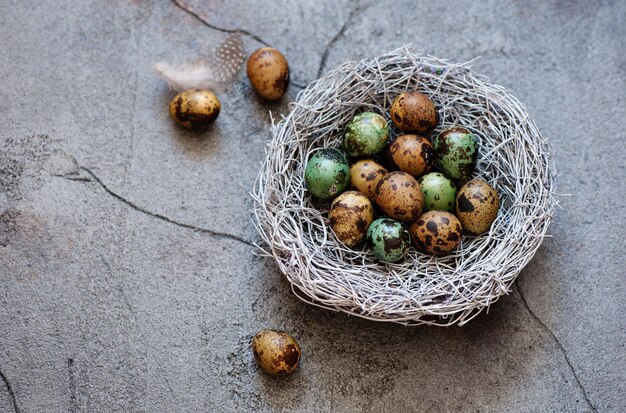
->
455 179 499 235
349 159 388 199
247 47 289 101
252 329 301 376
432 127 478 181
304 148 350 200
343 112 389 157
367 218 411 263
374 171 424 222
385 134 434 177
329 191 374 247
169 89 221 130
390 92 438 133
418 172 457 213
409 211 463 255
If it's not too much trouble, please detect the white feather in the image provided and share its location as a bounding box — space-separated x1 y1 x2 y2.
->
155 34 246 92
154 61 219 92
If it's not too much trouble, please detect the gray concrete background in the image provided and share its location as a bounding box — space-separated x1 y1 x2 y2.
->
0 0 624 412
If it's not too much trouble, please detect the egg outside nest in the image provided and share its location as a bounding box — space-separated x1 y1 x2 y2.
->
169 89 221 130
247 47 290 101
252 329 301 377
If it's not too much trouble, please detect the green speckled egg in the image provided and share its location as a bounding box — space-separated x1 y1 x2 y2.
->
418 172 457 213
433 127 478 180
343 112 389 157
366 218 411 263
305 148 350 199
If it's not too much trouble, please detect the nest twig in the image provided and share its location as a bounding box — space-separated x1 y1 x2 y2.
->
252 46 557 326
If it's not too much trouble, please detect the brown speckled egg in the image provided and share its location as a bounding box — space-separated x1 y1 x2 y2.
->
374 171 424 222
409 211 463 255
252 329 301 377
169 89 221 130
246 47 289 101
349 159 388 199
328 191 374 247
385 134 434 177
456 179 499 235
390 92 438 133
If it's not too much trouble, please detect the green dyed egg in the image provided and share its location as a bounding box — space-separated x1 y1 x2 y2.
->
305 148 350 199
433 127 478 180
366 218 411 263
418 172 457 213
343 112 389 157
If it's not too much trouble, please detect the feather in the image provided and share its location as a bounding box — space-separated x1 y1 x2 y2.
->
155 34 246 92
154 61 219 91
212 34 246 82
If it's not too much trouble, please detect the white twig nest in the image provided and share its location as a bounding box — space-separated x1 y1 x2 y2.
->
252 46 557 326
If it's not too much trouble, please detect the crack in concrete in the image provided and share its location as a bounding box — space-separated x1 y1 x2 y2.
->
291 80 308 90
52 168 254 247
171 0 349 91
67 358 77 413
515 281 596 412
172 0 269 46
317 0 369 78
0 367 20 413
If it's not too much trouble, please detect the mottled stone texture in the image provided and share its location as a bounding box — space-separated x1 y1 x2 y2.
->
1 0 624 412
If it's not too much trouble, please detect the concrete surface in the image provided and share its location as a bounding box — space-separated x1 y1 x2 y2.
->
0 0 624 411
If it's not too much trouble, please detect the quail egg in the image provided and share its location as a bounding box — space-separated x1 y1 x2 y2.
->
329 191 374 247
374 171 424 222
455 179 499 235
343 112 389 157
432 127 478 181
390 92 438 133
418 172 457 213
367 218 411 263
349 159 388 199
252 329 301 376
304 148 350 200
409 211 463 255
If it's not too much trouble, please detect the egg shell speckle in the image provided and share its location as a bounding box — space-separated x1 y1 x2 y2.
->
305 148 350 200
349 159 387 199
374 171 424 222
246 47 289 101
456 179 499 235
367 218 411 263
329 191 374 247
169 89 221 130
433 127 478 181
418 172 457 213
409 210 463 255
343 112 389 157
385 134 434 177
252 329 301 376
390 92 438 133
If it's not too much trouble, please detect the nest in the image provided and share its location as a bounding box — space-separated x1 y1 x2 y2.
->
252 46 557 326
